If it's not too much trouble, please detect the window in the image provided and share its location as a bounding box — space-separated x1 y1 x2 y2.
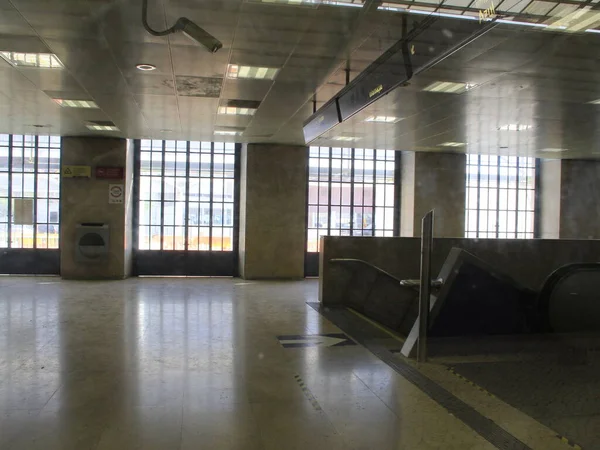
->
0 134 61 249
307 146 396 252
137 140 236 251
465 155 536 239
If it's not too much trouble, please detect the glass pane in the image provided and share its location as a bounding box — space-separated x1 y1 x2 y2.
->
188 227 199 251
199 227 210 250
212 227 223 251
308 182 318 205
139 201 150 225
223 228 233 251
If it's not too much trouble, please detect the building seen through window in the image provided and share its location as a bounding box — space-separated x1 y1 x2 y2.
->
465 154 536 239
307 146 395 252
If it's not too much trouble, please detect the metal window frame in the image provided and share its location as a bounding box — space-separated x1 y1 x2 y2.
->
0 134 60 250
133 139 238 253
465 154 537 239
306 146 398 252
132 139 240 277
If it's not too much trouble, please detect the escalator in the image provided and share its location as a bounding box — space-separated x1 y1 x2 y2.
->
328 251 600 358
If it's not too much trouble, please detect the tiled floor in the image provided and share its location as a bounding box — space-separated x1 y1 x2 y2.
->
0 277 548 449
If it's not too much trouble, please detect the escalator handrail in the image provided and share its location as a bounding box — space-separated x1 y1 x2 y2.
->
536 262 600 332
329 258 406 285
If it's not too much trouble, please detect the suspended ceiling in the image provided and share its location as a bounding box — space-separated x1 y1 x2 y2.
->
0 0 599 158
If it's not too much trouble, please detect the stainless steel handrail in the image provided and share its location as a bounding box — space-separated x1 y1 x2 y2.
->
329 258 407 286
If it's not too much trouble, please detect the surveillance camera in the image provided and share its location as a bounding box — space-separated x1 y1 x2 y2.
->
175 18 223 53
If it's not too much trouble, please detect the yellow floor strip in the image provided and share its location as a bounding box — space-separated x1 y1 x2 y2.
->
556 435 583 449
347 307 406 344
447 367 496 399
447 368 585 449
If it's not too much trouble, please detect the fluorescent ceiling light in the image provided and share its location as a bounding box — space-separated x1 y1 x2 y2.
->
218 106 256 116
497 19 548 28
332 136 361 142
53 99 99 109
214 130 240 136
255 0 320 5
588 99 600 104
542 148 569 153
423 81 475 94
498 124 532 131
586 28 600 34
0 51 63 68
227 64 280 80
365 115 402 123
86 124 119 131
439 142 466 147
323 0 363 7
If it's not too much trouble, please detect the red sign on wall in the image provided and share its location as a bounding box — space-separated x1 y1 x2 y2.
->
96 166 125 180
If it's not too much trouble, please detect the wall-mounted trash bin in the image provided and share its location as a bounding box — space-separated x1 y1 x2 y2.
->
76 223 109 262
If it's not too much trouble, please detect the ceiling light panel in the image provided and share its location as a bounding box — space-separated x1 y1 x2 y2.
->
365 115 402 123
86 124 119 131
588 99 600 104
423 81 475 94
332 136 361 142
0 51 63 68
218 106 256 116
439 142 466 147
498 124 533 131
227 64 280 80
214 130 240 135
53 99 99 109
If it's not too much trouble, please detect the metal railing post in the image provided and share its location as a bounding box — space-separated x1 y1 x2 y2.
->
417 210 434 363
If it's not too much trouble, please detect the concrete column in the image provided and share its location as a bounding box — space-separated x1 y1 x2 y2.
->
540 159 600 239
238 143 307 279
60 137 133 279
400 152 466 237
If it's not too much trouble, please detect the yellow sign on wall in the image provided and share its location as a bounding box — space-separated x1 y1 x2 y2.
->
62 165 91 178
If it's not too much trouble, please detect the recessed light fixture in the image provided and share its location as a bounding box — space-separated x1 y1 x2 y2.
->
53 99 99 109
86 124 119 131
423 81 475 94
332 136 361 142
0 51 63 68
498 124 533 131
588 98 600 104
218 106 256 116
214 130 240 136
160 129 172 133
226 64 280 80
439 142 466 147
365 115 402 123
136 63 156 71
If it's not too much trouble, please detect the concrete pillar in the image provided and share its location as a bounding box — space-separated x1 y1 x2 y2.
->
400 152 466 237
238 143 307 279
540 159 600 239
60 137 133 279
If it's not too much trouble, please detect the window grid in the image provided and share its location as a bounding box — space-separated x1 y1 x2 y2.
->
465 155 536 239
0 134 61 249
307 146 395 252
138 140 235 252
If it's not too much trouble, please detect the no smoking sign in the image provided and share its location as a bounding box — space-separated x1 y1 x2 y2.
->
109 184 124 204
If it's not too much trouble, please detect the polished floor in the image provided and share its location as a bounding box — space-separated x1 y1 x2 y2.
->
0 277 580 449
